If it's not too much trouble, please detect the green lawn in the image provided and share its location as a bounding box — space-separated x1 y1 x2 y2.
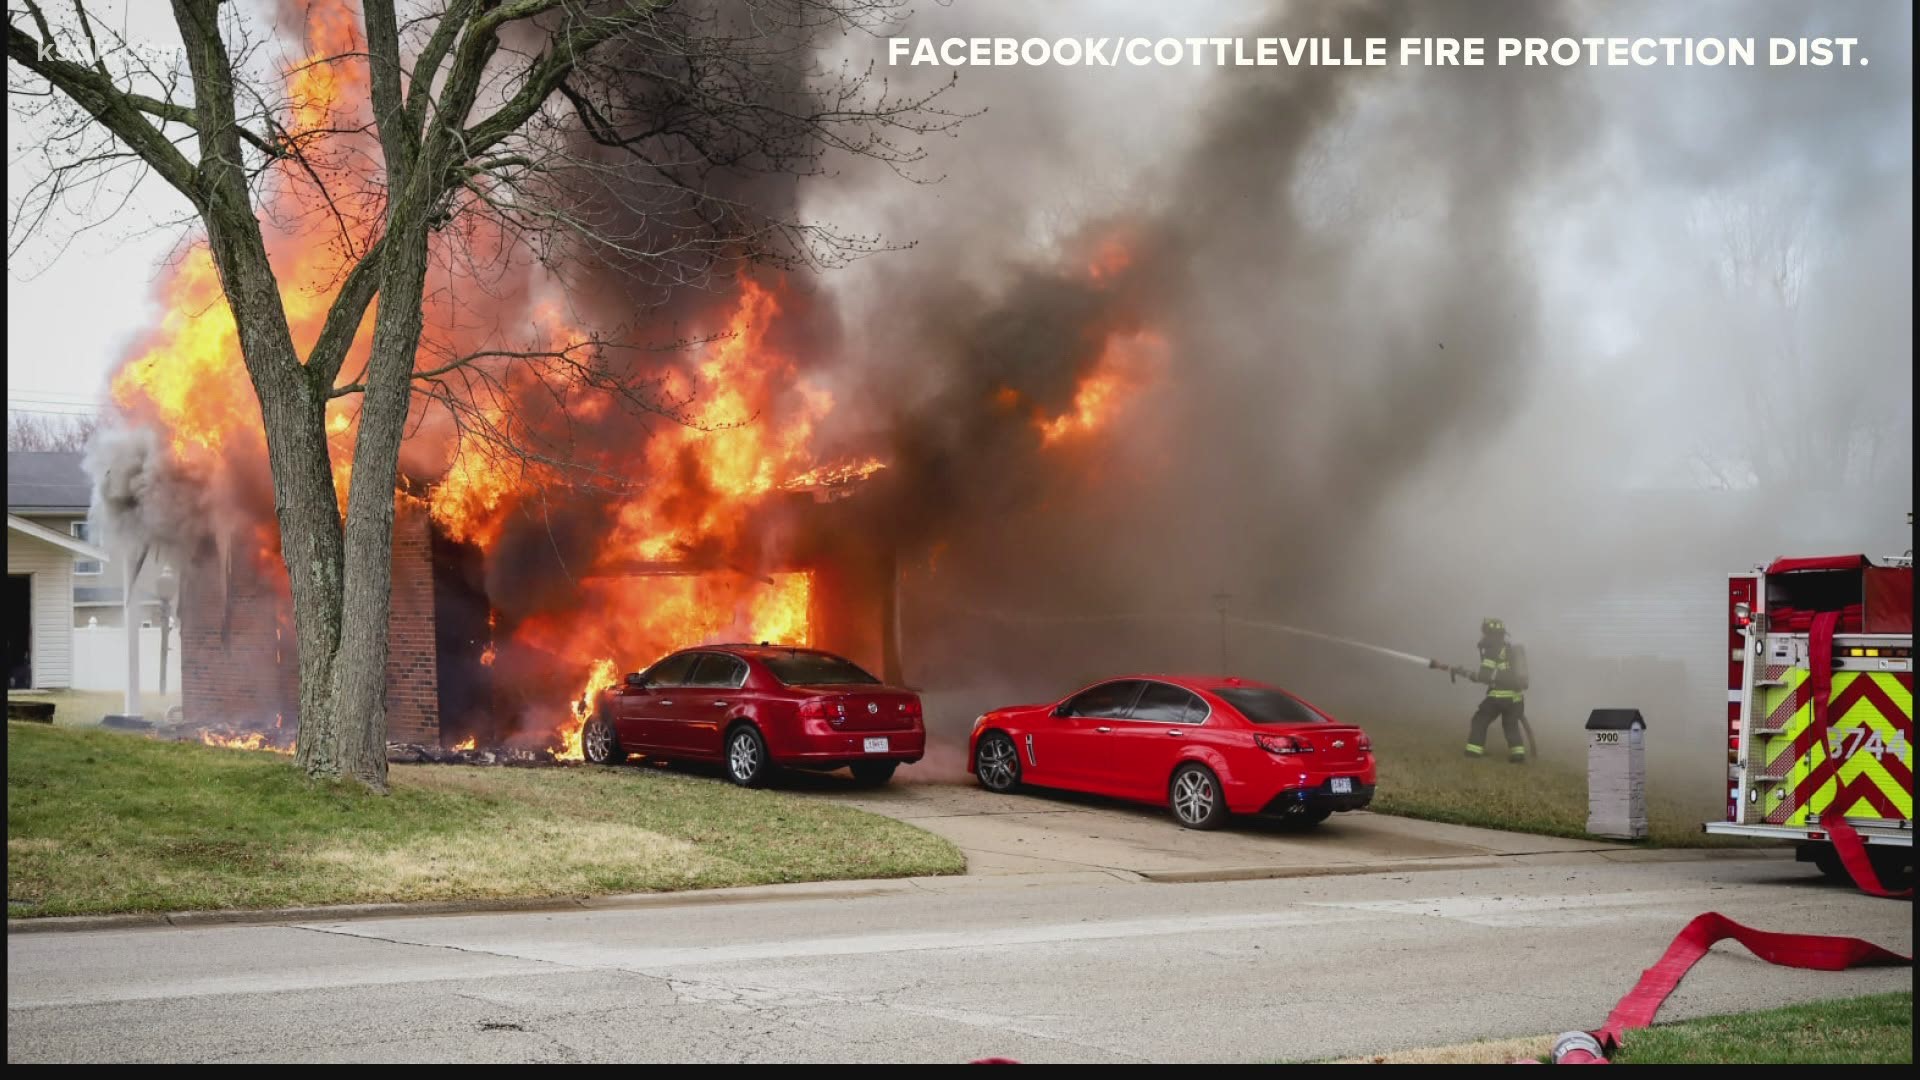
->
1366 724 1748 848
1615 992 1913 1064
1333 992 1912 1064
6 721 963 917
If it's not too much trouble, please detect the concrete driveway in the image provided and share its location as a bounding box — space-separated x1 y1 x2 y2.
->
802 779 1621 881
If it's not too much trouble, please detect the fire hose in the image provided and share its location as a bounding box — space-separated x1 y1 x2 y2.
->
967 912 1910 1065
1538 912 1911 1064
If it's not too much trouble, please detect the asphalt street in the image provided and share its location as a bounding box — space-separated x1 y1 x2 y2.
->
9 853 1912 1063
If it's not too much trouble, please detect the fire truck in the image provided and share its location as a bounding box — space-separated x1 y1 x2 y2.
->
1707 542 1913 890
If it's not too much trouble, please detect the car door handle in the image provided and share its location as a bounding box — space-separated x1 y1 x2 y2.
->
1095 726 1112 733
1167 729 1184 736
658 699 674 706
712 701 729 707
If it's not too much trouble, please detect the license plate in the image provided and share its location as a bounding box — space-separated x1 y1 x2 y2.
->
1330 777 1353 794
863 737 890 754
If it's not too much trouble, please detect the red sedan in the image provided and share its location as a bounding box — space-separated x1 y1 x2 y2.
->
583 645 924 786
968 675 1376 829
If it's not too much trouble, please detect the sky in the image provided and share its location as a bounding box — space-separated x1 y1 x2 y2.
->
6 0 283 411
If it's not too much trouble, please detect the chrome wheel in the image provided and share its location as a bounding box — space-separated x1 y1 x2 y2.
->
976 735 1019 792
1171 767 1220 828
727 729 764 786
584 720 614 764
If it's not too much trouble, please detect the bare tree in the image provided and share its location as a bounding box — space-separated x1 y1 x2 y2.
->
1690 184 1903 491
7 410 99 451
8 0 960 790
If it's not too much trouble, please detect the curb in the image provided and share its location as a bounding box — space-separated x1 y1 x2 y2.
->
1139 858 1504 884
6 877 929 935
1134 846 1791 885
7 848 1796 935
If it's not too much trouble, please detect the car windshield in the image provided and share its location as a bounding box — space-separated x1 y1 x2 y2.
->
762 651 882 686
1216 688 1328 725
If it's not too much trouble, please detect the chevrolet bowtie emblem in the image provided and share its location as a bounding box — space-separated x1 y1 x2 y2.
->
1333 739 1346 748
867 702 880 714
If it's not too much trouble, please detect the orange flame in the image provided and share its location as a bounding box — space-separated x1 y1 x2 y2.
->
784 458 888 490
1034 330 1165 446
561 658 622 762
452 735 478 751
197 729 293 754
107 4 874 760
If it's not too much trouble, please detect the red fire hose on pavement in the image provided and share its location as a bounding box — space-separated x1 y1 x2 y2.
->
968 912 1909 1065
1538 912 1912 1064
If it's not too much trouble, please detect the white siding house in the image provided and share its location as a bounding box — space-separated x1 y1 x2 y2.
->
7 514 108 689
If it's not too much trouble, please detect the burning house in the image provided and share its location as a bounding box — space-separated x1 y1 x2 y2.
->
176 473 901 757
81 2 1164 764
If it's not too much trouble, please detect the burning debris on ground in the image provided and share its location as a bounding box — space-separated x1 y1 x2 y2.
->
384 743 563 768
153 720 294 755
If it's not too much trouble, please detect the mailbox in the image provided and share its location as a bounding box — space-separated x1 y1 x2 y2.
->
1586 708 1647 840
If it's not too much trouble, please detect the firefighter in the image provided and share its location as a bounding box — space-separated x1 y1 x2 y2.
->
1465 616 1530 764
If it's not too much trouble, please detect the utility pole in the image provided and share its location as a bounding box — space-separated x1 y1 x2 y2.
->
1212 591 1232 673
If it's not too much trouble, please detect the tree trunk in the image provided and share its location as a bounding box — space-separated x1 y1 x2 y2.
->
321 211 434 791
193 183 351 781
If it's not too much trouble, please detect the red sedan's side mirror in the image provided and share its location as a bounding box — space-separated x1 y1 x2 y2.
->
624 673 648 691
1051 702 1071 718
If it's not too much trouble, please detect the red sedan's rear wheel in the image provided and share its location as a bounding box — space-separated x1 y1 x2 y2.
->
725 725 771 788
975 733 1021 793
1169 763 1228 830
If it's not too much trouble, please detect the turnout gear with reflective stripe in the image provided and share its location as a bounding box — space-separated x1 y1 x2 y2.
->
1462 623 1532 762
1470 696 1527 760
1478 641 1525 701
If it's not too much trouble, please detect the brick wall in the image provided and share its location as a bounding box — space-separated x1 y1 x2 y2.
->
181 502 442 744
384 504 439 743
180 537 298 730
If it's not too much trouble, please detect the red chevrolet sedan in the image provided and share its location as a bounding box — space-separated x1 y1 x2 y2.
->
582 645 925 786
968 675 1376 829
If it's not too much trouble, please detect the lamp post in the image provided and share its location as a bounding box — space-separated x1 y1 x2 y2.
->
154 564 178 698
120 545 149 719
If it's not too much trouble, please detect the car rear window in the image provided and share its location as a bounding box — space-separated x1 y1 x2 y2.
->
1216 688 1328 725
762 652 881 686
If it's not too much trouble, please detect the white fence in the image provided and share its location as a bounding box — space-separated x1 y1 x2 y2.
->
71 624 182 694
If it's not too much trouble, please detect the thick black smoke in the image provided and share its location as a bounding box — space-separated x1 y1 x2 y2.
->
802 0 1911 789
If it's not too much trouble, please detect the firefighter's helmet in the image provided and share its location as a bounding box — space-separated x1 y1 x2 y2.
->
1481 616 1506 636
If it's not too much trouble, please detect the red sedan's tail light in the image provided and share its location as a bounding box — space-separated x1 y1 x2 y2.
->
798 698 841 721
1356 732 1372 753
1254 733 1313 755
900 699 924 719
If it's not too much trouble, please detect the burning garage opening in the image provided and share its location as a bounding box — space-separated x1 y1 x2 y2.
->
171 465 904 759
